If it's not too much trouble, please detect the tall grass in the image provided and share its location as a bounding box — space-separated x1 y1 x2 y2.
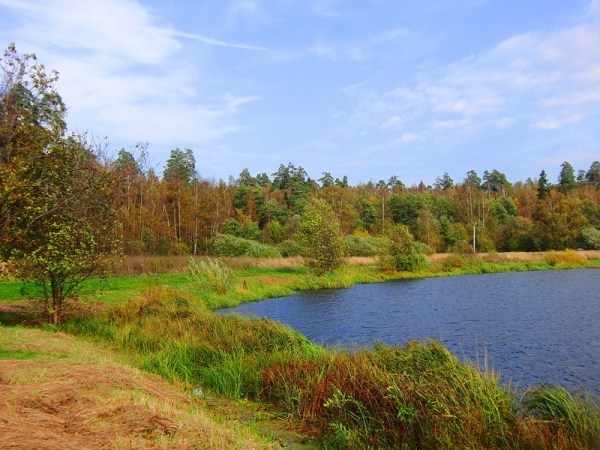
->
520 385 600 449
545 250 588 267
187 257 235 295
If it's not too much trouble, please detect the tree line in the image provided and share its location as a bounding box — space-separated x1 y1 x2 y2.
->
112 146 600 255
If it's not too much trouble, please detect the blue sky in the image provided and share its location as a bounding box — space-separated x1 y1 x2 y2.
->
1 0 599 186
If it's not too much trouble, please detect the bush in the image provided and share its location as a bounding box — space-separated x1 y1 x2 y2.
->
378 224 427 272
449 240 476 255
210 234 281 258
277 239 303 257
245 241 281 258
580 226 600 250
296 199 346 275
344 235 379 257
545 250 587 267
187 257 235 295
440 253 469 270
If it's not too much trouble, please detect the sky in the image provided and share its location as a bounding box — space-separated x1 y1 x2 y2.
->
1 0 599 186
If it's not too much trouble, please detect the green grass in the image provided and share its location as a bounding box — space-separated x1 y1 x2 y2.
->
0 347 42 359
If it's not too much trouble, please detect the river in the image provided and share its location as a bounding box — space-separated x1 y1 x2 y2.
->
220 269 600 396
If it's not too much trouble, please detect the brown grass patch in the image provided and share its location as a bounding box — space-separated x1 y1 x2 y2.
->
0 328 274 449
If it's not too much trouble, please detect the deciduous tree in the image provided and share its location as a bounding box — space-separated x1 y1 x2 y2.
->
296 198 345 275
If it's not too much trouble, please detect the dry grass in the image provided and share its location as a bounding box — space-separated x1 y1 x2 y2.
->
428 250 600 263
0 328 274 450
113 251 600 276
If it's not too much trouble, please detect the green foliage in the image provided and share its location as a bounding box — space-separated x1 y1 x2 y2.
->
580 226 600 250
558 161 577 193
534 192 588 250
163 147 195 185
277 239 303 257
187 257 235 295
483 169 510 195
523 385 600 447
378 224 427 272
1 43 66 257
490 197 517 223
585 161 600 186
223 217 262 241
1 46 121 325
296 198 346 275
210 234 281 258
537 169 552 199
344 235 379 257
7 133 121 325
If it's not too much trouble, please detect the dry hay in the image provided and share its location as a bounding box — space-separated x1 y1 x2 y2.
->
0 359 269 449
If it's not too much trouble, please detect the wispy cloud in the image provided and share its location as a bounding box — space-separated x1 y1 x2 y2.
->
341 3 600 144
0 0 261 161
175 31 273 52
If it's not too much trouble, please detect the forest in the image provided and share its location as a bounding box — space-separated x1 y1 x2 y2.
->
111 149 600 257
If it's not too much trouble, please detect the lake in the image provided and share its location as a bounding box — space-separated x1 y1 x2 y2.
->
220 269 600 396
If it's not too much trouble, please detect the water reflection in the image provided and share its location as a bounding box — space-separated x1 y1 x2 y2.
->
221 269 600 396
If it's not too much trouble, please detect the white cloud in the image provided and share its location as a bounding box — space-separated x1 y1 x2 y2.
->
0 0 259 153
534 114 583 130
391 133 424 145
339 1 600 148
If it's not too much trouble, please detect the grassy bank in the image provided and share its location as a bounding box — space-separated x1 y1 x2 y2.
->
2 250 598 311
62 289 600 449
2 251 600 448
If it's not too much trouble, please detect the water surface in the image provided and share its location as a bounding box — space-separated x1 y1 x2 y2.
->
221 269 600 396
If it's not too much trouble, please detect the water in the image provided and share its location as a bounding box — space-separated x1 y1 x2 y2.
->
220 269 600 396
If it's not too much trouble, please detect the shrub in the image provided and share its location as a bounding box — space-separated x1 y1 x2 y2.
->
449 240 476 255
545 250 587 267
211 234 247 256
378 224 427 272
440 253 469 270
277 239 303 257
296 199 346 275
580 226 600 250
210 234 281 258
187 257 235 295
245 241 281 258
344 235 379 257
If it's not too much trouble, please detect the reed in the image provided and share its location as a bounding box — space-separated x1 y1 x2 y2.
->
545 250 588 267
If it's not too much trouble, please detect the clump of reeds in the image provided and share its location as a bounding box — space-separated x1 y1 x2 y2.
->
188 257 235 295
545 250 588 267
519 385 600 448
261 341 517 449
